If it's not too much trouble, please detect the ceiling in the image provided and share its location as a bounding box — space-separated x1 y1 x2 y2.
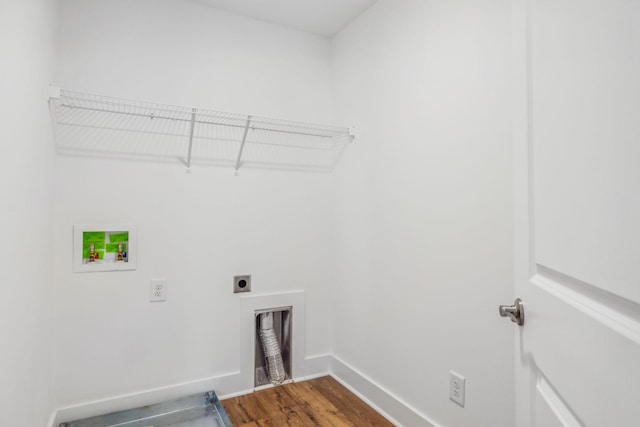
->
194 0 378 37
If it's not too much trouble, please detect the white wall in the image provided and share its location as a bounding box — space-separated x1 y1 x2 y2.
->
53 1 516 425
0 0 58 425
53 0 335 409
55 0 334 121
331 1 514 426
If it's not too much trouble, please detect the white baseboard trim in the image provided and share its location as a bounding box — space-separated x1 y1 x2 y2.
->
330 355 439 427
301 353 331 379
48 354 439 427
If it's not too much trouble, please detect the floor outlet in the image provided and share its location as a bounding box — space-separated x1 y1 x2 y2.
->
449 371 465 407
150 279 167 302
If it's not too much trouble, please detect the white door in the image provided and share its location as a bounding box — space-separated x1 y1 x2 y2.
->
512 0 640 426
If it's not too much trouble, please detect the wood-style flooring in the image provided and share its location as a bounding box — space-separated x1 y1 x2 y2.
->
221 376 394 426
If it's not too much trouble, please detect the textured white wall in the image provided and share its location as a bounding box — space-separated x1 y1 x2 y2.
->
331 1 514 426
0 0 58 425
53 0 335 408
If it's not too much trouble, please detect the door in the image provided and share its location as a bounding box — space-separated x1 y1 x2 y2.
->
512 0 640 426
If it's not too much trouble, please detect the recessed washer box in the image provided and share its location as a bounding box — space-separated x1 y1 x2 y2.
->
73 224 136 273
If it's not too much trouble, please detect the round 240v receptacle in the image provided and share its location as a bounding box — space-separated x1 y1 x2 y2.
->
233 275 251 293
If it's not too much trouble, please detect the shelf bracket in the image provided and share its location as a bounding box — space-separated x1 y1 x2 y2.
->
348 126 358 142
235 116 252 172
186 108 196 171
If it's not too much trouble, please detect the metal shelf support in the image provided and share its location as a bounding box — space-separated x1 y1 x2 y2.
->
186 108 196 171
235 116 252 172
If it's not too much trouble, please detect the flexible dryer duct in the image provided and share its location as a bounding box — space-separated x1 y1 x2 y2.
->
258 312 286 384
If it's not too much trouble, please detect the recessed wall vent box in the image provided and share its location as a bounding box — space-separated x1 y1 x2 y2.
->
58 390 232 426
255 306 292 388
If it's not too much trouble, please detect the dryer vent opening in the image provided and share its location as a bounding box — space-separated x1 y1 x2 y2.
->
255 307 291 387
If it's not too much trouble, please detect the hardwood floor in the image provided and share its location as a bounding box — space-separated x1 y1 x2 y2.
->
221 376 394 426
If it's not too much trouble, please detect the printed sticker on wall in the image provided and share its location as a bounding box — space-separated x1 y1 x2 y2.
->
73 224 136 273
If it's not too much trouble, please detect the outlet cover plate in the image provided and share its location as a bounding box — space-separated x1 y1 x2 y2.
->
449 371 465 407
150 279 167 302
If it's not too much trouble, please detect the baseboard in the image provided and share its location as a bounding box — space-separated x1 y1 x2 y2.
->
301 353 331 379
330 355 439 427
48 354 438 427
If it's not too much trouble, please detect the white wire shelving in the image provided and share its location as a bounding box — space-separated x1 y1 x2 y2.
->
48 88 354 172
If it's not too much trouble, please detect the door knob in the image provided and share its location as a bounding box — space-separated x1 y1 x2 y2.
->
499 298 524 326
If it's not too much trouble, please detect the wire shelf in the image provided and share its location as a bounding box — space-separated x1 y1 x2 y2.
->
49 88 353 172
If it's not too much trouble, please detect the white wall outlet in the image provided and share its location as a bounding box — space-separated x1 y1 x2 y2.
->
449 371 466 407
150 279 167 302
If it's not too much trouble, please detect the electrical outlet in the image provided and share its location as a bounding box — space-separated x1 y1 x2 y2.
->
150 279 167 302
233 275 251 293
449 371 465 407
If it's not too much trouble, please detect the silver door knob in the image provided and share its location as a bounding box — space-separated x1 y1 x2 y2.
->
499 298 524 326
